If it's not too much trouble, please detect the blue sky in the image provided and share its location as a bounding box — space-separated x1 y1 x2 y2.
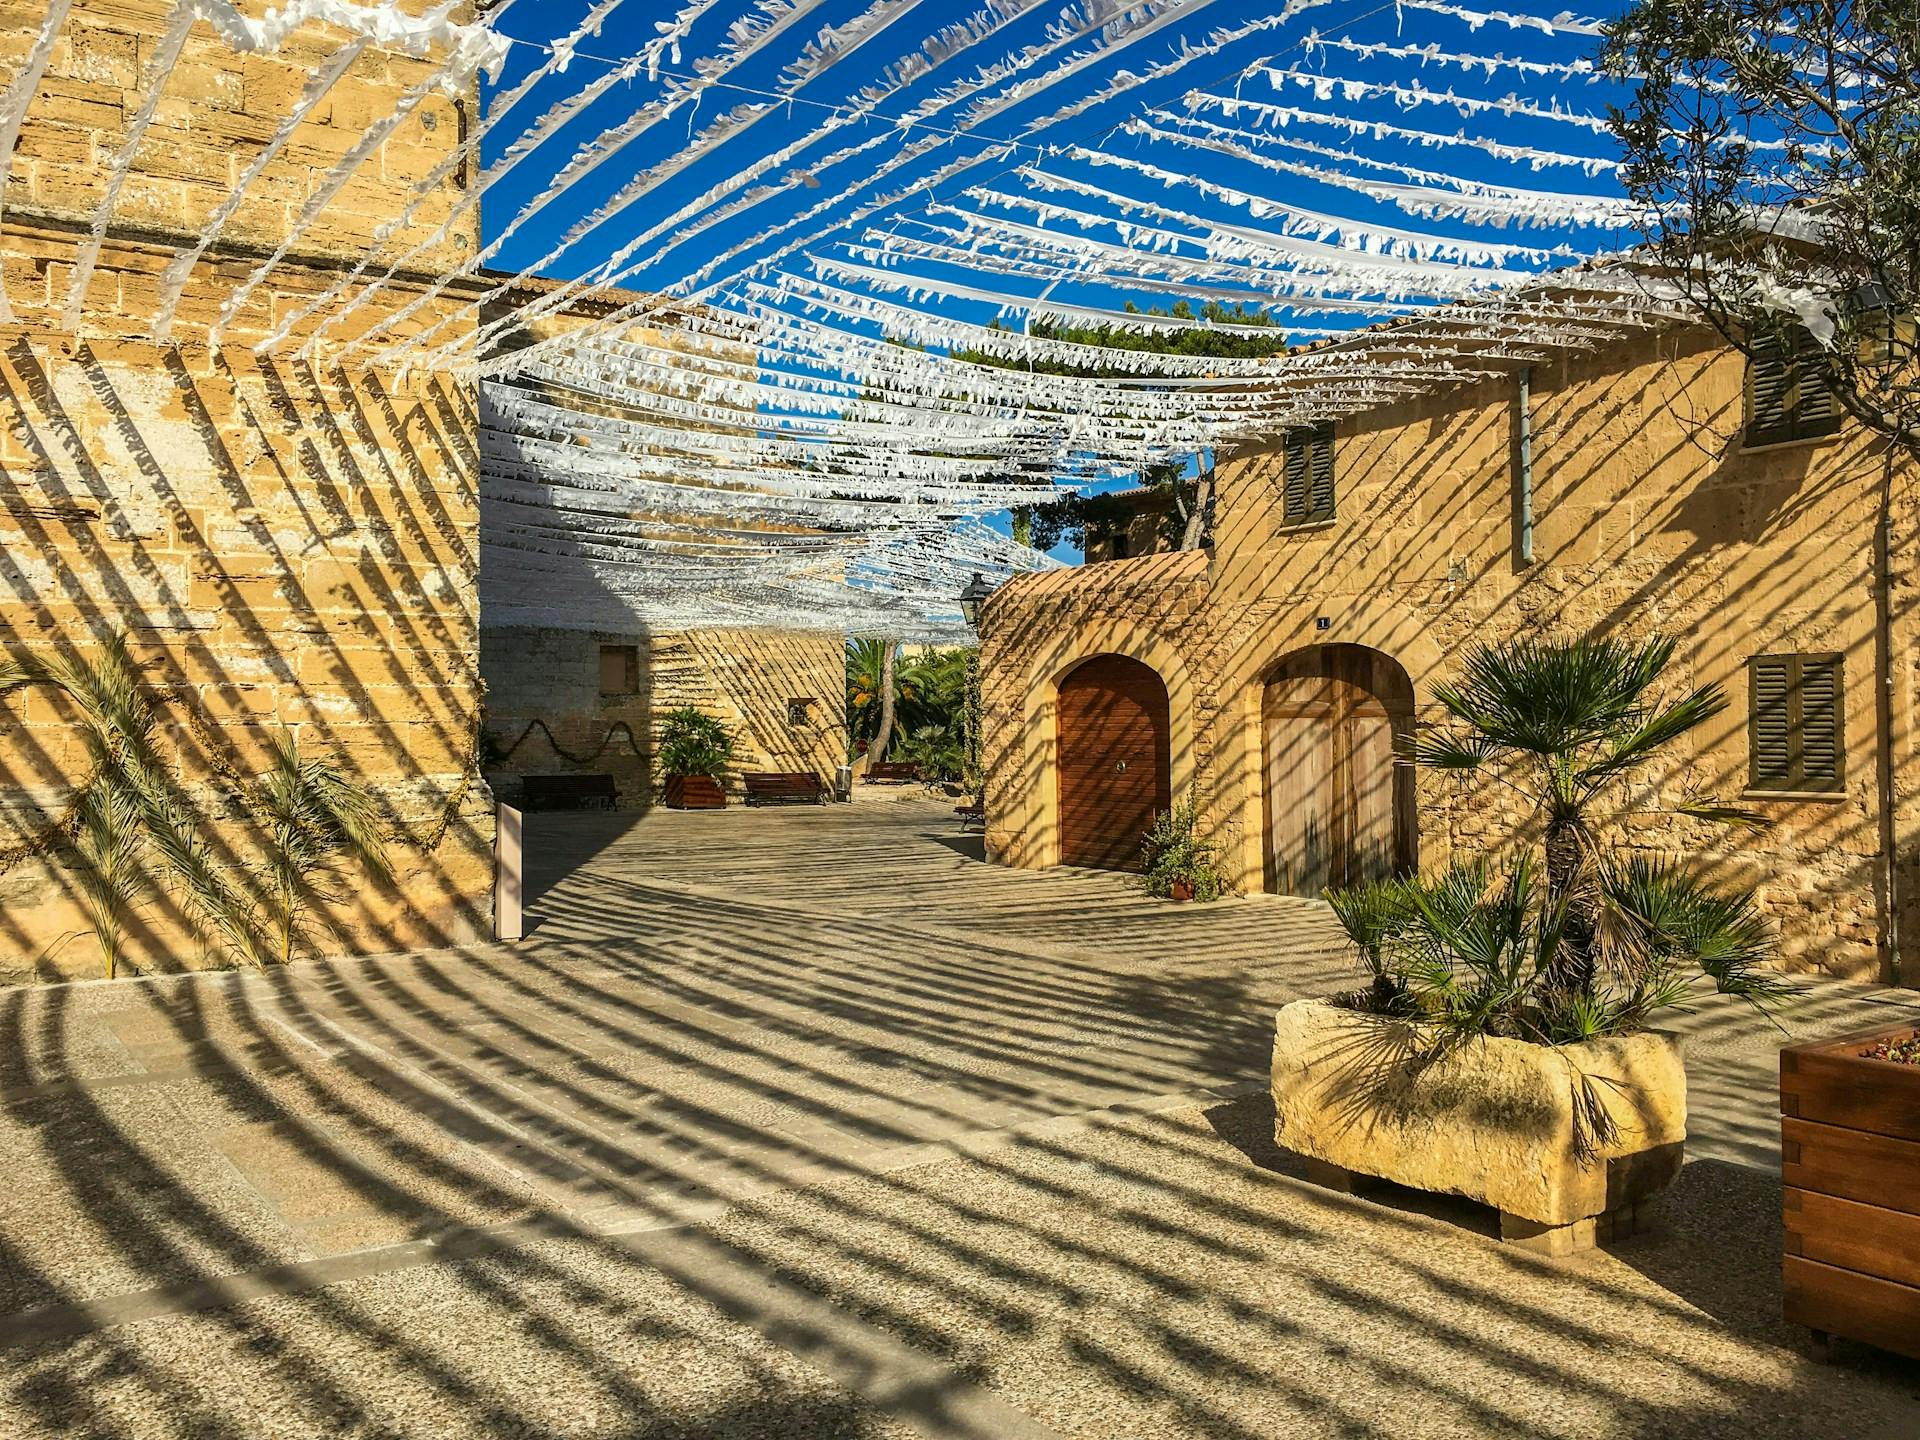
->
473 1 1640 558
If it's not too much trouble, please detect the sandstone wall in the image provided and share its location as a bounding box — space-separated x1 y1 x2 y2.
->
482 626 846 807
0 2 492 981
983 324 1920 983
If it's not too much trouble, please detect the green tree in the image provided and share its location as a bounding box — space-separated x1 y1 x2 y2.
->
848 643 974 775
951 305 1281 556
1602 0 1920 455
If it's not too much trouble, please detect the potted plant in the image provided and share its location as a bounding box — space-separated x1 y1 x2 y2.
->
1781 1024 1920 1361
1140 792 1226 902
1278 636 1781 1254
657 707 733 809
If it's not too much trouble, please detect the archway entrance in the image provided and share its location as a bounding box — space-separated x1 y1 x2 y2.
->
1263 644 1416 896
1056 654 1171 871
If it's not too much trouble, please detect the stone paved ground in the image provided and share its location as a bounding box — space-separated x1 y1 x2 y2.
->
2 798 1918 1439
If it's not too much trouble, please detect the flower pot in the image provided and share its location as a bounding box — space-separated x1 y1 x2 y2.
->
1271 999 1686 1255
1781 1024 1920 1361
663 774 726 810
1169 878 1195 902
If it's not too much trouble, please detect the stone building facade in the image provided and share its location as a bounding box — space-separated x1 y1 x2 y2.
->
481 625 844 808
474 284 848 807
0 2 495 979
982 322 1920 984
1081 486 1180 564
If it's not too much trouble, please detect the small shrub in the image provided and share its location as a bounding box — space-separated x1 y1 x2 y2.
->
1139 793 1227 901
896 723 963 782
657 708 733 778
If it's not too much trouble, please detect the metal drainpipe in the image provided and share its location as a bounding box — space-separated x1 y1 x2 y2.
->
1875 444 1902 985
1516 367 1535 566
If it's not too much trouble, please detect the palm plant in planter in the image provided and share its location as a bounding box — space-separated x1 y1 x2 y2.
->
1410 634 1757 991
1279 634 1781 1254
657 708 733 809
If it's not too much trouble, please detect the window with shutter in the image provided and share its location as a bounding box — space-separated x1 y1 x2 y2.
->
1745 331 1843 448
598 643 638 696
1279 423 1335 525
1748 653 1844 793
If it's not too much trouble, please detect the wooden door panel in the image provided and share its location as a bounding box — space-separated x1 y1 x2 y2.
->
1263 645 1415 896
1058 656 1170 871
1266 707 1331 896
1265 677 1332 897
1345 712 1397 886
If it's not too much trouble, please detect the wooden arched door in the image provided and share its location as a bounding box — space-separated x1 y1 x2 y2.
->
1056 655 1171 871
1264 645 1415 896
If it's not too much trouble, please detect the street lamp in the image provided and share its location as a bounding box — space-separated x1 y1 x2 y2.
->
955 571 996 798
957 571 994 629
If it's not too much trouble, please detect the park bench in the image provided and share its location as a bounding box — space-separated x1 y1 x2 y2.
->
954 800 985 832
743 772 827 806
864 761 920 784
521 773 618 812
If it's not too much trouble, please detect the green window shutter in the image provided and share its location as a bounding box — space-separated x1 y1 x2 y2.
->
1795 355 1841 437
1749 653 1844 792
1306 425 1336 520
1746 330 1842 446
1281 423 1335 524
1282 431 1309 522
1750 655 1795 788
1798 655 1843 787
1746 335 1794 447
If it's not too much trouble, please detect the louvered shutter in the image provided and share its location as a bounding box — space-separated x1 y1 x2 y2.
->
1306 425 1336 520
1749 653 1844 792
1746 335 1795 447
1797 655 1843 787
1280 424 1335 524
1282 434 1310 521
1795 361 1841 436
1746 331 1842 446
1750 656 1795 788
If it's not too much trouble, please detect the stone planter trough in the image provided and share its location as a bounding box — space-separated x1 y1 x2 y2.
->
1271 999 1687 1255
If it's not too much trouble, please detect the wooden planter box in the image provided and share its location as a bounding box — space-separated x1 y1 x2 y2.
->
1781 1025 1920 1361
662 774 726 810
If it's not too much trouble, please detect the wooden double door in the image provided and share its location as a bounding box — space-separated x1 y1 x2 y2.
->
1264 645 1415 897
1056 655 1171 871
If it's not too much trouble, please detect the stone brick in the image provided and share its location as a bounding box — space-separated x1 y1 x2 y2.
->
0 0 496 981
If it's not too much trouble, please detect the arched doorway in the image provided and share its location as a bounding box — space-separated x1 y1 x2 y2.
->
1056 654 1171 871
1263 645 1416 896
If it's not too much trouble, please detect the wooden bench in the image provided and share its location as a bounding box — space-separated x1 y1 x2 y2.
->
743 772 827 806
521 773 618 812
954 800 985 831
864 761 920 784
